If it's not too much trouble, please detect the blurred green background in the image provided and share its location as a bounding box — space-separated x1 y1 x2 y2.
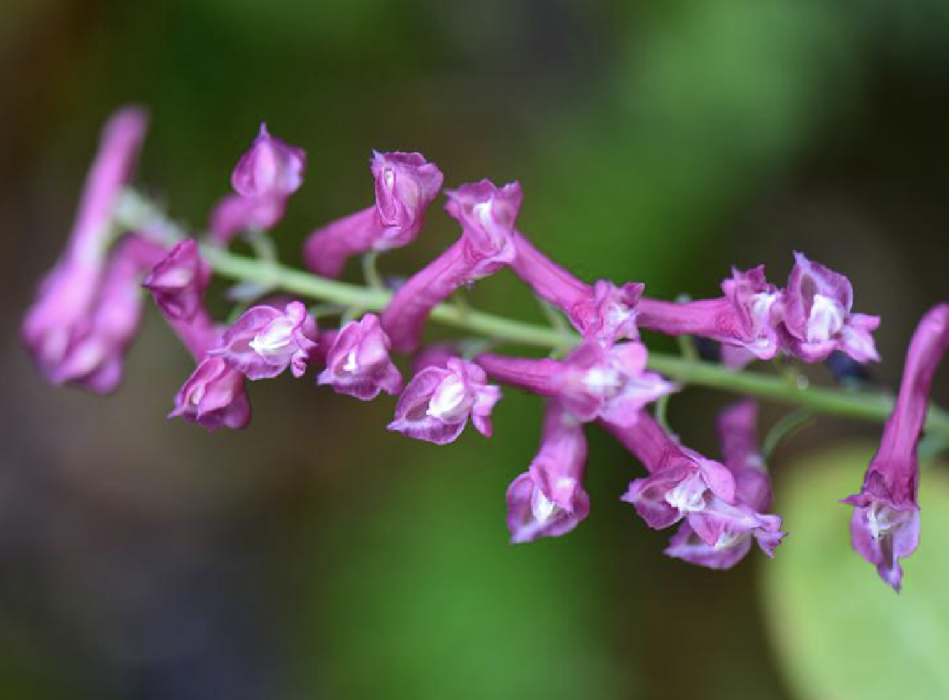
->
2 0 949 698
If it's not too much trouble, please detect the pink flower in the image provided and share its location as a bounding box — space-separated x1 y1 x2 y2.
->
477 341 676 427
511 234 643 344
780 252 880 364
142 239 211 321
608 411 782 559
36 234 165 393
664 402 784 569
303 151 443 277
210 301 318 380
843 304 949 591
231 123 306 199
169 356 251 431
318 314 402 400
388 358 501 444
381 180 522 353
506 401 590 543
209 123 306 242
23 107 149 378
637 266 781 362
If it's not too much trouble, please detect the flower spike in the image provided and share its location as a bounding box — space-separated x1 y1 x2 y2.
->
844 303 949 591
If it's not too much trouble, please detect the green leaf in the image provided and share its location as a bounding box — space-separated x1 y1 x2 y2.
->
763 444 949 700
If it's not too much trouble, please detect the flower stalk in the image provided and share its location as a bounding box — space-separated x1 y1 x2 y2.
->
107 187 949 443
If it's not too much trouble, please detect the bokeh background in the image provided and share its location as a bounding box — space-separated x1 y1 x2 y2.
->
2 1 949 698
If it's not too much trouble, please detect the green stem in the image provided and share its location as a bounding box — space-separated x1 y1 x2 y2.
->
115 188 949 442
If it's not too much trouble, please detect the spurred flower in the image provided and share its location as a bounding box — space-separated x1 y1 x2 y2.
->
303 152 443 277
511 234 643 344
665 401 784 569
318 313 402 400
23 107 149 378
506 401 590 543
844 304 949 591
780 252 879 364
209 123 306 242
637 266 781 362
388 358 500 444
477 340 675 427
142 239 211 321
169 356 251 431
381 180 522 353
44 234 166 393
210 301 318 380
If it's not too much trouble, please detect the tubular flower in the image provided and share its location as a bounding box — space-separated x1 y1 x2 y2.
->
142 239 211 321
511 234 643 344
388 358 501 444
169 356 252 431
209 123 306 242
665 401 785 569
381 180 522 353
210 301 318 380
637 266 781 362
609 412 742 545
23 107 149 378
478 341 676 427
780 252 879 364
303 151 444 277
844 304 949 591
318 313 402 400
44 234 166 393
506 401 590 543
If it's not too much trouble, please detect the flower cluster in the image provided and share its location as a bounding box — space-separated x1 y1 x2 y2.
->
23 107 949 590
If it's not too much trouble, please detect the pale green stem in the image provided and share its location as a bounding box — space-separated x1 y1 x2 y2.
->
114 188 949 443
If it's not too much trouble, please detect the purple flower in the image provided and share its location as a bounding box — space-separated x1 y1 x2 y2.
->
665 401 785 569
210 301 318 380
318 314 403 400
23 107 149 377
511 234 643 344
35 234 165 393
506 401 590 543
209 123 306 243
780 252 880 364
169 356 251 431
142 239 211 321
303 151 443 277
637 266 781 362
843 304 949 591
477 341 676 427
388 358 501 444
381 180 522 353
231 123 306 199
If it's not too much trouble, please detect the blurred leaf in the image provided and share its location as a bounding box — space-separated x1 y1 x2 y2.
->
301 415 624 700
763 444 949 700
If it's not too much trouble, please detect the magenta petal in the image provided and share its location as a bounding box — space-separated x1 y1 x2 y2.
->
318 314 402 400
142 239 211 321
170 356 251 431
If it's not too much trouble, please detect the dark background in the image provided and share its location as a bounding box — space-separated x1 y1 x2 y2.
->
2 1 948 698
